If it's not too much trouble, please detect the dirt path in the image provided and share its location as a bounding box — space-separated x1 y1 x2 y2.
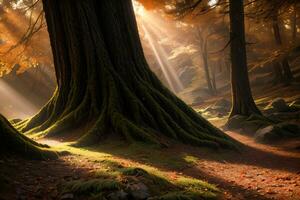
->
182 131 300 200
1 132 300 200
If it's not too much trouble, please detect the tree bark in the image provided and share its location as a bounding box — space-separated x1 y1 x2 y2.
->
0 114 56 159
228 0 261 117
16 0 236 149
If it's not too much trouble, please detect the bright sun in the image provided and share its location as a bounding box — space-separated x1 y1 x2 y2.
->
208 0 218 7
133 0 146 17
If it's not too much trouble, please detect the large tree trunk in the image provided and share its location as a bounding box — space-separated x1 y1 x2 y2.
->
16 0 236 149
272 15 294 83
0 114 56 159
228 0 261 117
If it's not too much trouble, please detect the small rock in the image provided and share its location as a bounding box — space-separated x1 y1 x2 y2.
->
214 98 231 108
107 190 129 200
60 193 74 200
270 98 290 112
127 182 150 200
277 122 300 134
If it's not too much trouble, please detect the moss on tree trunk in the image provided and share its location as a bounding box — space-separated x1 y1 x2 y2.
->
0 114 57 159
16 0 237 149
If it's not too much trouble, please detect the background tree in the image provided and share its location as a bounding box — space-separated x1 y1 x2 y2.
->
194 26 216 95
165 0 261 117
228 0 261 117
246 0 300 84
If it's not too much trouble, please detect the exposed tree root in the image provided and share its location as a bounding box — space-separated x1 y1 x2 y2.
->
0 114 57 159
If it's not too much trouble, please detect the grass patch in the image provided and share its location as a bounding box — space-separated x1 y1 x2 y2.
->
62 179 121 195
53 142 220 199
61 166 219 200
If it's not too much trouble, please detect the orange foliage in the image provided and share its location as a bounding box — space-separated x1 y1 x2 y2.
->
0 7 52 75
137 0 166 10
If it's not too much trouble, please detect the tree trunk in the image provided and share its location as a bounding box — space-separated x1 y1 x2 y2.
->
229 0 261 117
272 62 284 84
292 3 297 43
16 0 236 149
272 15 294 82
0 114 56 159
211 64 217 93
202 51 214 95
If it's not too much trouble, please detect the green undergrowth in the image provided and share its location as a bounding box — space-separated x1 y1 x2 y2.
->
0 114 58 160
53 142 221 199
84 142 231 170
61 164 219 200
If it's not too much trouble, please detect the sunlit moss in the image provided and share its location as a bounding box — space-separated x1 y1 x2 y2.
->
62 179 121 196
57 142 219 200
183 155 199 165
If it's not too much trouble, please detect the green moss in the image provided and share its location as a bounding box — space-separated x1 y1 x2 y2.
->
60 159 219 200
120 167 149 176
149 191 216 200
175 177 219 193
0 114 57 160
62 179 121 195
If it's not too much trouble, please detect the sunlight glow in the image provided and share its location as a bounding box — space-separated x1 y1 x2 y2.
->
208 0 218 7
0 79 38 119
133 1 145 17
133 0 185 92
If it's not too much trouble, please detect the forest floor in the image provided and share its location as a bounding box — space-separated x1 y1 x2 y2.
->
1 82 300 200
1 123 300 200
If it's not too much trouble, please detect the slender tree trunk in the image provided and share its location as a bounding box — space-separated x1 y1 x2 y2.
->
16 0 236 149
211 64 217 93
272 62 284 84
272 15 294 82
196 28 214 95
292 3 297 43
229 0 261 117
202 51 214 95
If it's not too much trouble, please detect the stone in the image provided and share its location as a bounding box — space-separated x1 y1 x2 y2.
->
60 193 74 200
277 122 300 135
107 190 129 200
214 98 231 109
254 125 281 142
127 182 150 200
270 98 290 112
241 120 268 135
254 124 296 142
